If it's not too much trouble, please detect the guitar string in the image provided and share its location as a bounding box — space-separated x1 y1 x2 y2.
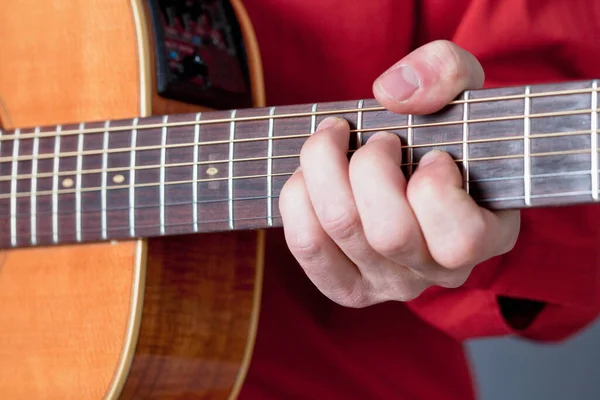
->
3 84 597 242
0 128 594 183
11 169 593 220
1 147 597 201
2 188 597 243
0 86 597 142
0 106 597 165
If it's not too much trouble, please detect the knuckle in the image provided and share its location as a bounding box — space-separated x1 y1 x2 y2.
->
436 271 470 289
366 224 414 259
298 264 369 308
278 174 307 222
430 40 469 83
499 221 520 255
447 237 479 269
278 176 298 208
286 231 324 264
390 281 425 302
382 273 428 302
438 240 477 269
321 207 361 241
395 289 421 302
329 281 370 308
433 221 485 270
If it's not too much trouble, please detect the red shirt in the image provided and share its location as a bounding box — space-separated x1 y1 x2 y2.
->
238 1 600 398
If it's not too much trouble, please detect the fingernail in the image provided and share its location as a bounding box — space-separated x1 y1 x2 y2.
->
317 116 344 131
419 150 444 167
376 65 420 102
367 131 395 143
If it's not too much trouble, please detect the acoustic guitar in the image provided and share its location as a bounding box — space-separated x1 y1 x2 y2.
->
0 1 598 399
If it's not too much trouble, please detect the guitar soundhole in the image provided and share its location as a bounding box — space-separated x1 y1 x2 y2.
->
147 0 253 109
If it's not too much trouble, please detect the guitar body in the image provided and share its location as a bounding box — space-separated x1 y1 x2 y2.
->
0 1 265 399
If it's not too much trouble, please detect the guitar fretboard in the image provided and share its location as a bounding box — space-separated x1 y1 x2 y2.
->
1 80 599 249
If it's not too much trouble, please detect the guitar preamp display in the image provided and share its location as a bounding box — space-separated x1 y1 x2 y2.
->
147 0 253 109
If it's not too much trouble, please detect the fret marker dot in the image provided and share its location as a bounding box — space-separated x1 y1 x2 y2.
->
206 167 218 176
113 174 125 184
62 178 74 188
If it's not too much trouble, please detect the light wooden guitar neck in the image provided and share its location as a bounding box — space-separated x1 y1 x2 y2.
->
1 79 599 249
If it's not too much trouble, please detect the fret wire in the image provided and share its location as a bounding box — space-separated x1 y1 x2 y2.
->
3 86 600 143
592 80 599 201
356 100 364 148
14 168 597 220
3 124 593 169
523 86 532 207
0 131 306 162
407 114 414 177
160 115 168 235
530 189 594 200
0 128 2 243
10 123 591 188
129 118 138 237
462 91 470 194
101 121 110 240
473 169 592 183
2 107 599 164
4 128 595 184
6 153 295 182
228 110 236 230
7 187 599 242
30 127 40 245
3 147 595 201
75 124 84 242
192 112 201 232
478 190 593 204
267 107 275 227
10 129 20 246
8 215 285 239
51 125 62 244
22 195 282 219
310 103 318 133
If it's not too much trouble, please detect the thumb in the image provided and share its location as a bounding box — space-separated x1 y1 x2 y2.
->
373 40 485 115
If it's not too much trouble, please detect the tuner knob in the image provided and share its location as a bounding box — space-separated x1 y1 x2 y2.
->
178 52 209 83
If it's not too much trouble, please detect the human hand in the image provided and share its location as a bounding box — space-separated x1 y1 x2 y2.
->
278 40 521 308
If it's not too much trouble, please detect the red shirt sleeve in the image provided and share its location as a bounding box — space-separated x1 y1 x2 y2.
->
407 0 600 342
407 208 600 342
244 0 600 343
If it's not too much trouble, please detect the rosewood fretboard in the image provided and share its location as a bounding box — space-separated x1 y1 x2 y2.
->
1 80 599 249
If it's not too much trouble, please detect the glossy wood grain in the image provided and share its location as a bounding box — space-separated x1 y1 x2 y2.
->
114 1 267 398
0 0 266 398
0 1 144 398
119 231 264 400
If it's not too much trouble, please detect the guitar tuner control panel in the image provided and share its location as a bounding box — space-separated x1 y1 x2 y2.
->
147 0 253 109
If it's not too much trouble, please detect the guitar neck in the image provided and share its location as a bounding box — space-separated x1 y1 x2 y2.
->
1 80 599 249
